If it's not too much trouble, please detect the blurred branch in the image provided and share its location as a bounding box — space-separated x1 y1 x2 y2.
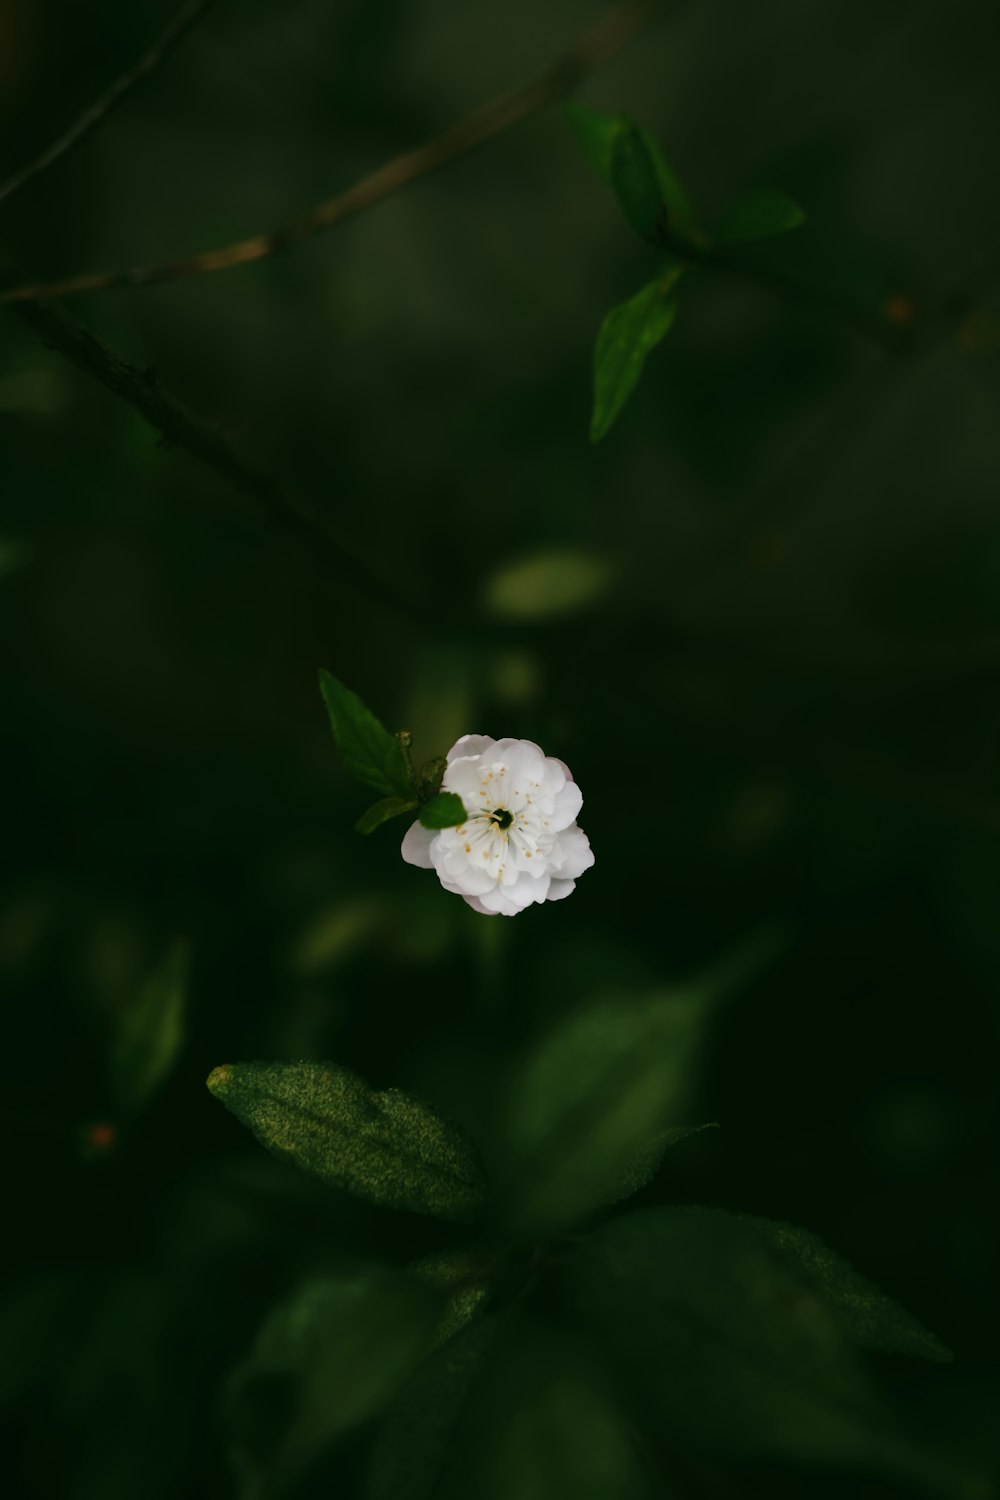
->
0 0 660 305
6 270 436 627
0 0 216 210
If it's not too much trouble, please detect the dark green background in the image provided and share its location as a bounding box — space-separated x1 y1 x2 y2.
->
1 1 998 1496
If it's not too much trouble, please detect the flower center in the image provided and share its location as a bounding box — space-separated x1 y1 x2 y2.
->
490 807 514 831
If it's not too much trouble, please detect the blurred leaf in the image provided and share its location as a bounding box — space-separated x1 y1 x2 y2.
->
289 896 384 977
229 1267 440 1499
499 987 709 1233
207 1061 488 1223
743 1216 952 1362
0 1270 81 1405
606 1122 718 1207
715 188 806 244
319 669 413 797
367 1317 499 1500
473 1326 649 1500
356 796 419 834
419 792 467 830
591 272 682 443
111 938 188 1117
567 1207 973 1494
0 537 30 577
411 1245 492 1350
483 549 614 621
565 103 621 180
609 119 665 240
636 125 700 241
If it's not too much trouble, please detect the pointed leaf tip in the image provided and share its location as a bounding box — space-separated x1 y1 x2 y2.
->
206 1064 232 1096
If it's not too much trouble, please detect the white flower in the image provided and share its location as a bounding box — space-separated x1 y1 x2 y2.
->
401 735 595 916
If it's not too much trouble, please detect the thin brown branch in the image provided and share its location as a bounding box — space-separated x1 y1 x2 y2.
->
0 0 216 211
7 273 434 627
0 0 661 305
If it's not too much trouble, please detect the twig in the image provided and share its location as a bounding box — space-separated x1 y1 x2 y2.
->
9 280 432 626
0 0 660 305
0 0 216 210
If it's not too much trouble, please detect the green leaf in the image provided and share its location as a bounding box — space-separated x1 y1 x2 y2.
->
411 1246 492 1351
742 1215 952 1362
499 987 709 1233
471 1324 649 1500
715 187 806 244
419 791 467 830
606 1122 718 1207
564 103 622 181
319 669 413 797
591 273 681 443
637 126 700 241
206 1061 488 1223
228 1267 440 1499
356 796 419 834
110 938 187 1116
367 1318 499 1500
609 119 665 240
482 549 614 621
567 1206 972 1495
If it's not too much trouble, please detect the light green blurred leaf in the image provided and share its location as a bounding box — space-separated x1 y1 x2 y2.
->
483 550 614 621
715 188 806 244
499 987 710 1233
473 1326 649 1500
207 1061 488 1223
564 103 622 181
111 939 188 1117
742 1215 952 1362
609 119 665 240
367 1318 499 1500
591 272 682 442
568 1207 974 1495
319 670 413 797
419 792 467 830
229 1267 440 1499
356 796 419 834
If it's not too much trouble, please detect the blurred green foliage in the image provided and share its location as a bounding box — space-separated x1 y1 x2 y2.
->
2 0 999 1497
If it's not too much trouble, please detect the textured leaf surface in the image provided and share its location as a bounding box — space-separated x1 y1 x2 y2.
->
591 274 681 442
419 791 467 830
319 670 412 797
411 1246 492 1351
567 1206 969 1494
229 1267 439 1498
743 1215 952 1362
207 1061 488 1223
715 187 805 243
356 795 419 834
500 987 708 1232
111 939 187 1116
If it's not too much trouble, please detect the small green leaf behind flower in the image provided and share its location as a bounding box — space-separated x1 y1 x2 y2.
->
319 670 413 798
591 269 683 442
419 792 467 830
206 1060 488 1223
715 187 806 245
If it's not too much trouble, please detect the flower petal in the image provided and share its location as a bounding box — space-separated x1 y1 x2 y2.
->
447 734 496 762
545 878 577 902
401 822 436 868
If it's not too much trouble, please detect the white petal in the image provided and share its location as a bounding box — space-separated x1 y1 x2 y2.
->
401 822 436 868
545 878 577 902
447 734 495 762
550 825 595 880
549 779 583 831
462 894 498 916
478 885 524 915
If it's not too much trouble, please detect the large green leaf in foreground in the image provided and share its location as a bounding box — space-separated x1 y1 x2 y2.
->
207 1061 488 1223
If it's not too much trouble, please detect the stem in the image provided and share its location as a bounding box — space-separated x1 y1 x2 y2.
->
0 0 660 305
0 0 216 210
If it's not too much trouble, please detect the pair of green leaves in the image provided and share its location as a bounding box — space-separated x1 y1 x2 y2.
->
319 670 464 835
567 105 805 441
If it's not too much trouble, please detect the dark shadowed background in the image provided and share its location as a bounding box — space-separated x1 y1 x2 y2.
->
1 1 999 1496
